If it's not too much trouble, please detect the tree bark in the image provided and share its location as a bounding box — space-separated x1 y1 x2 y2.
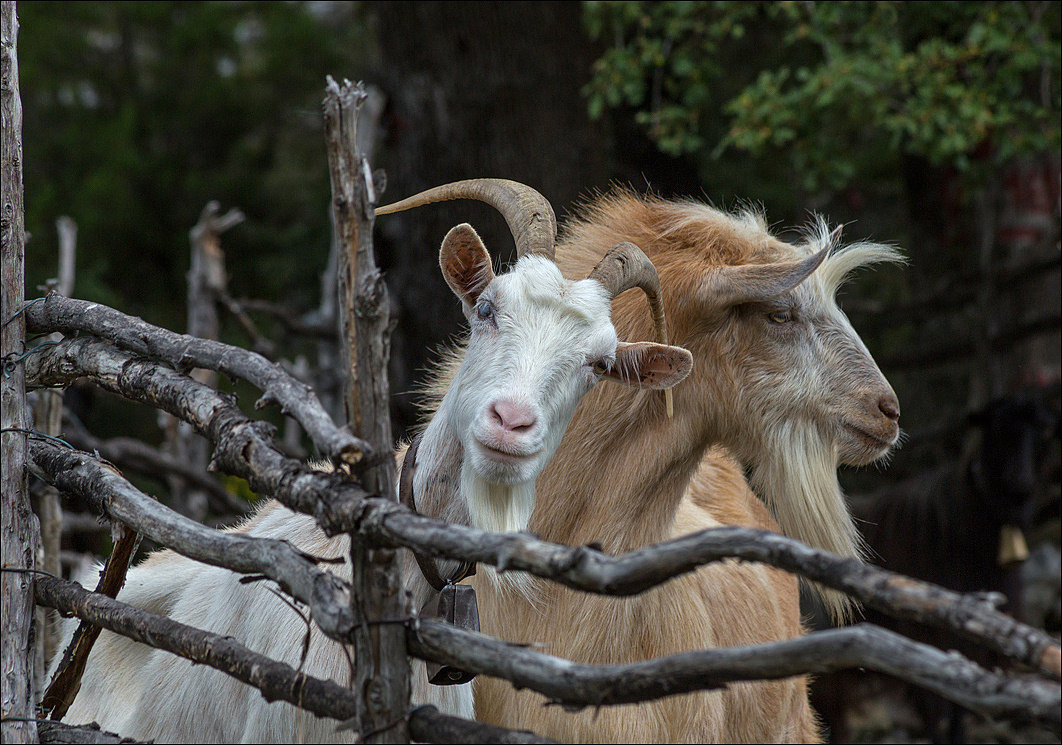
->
409 619 1060 731
1 2 38 741
22 293 370 465
324 77 409 744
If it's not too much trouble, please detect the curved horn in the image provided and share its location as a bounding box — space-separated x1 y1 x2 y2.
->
375 179 557 261
587 242 677 417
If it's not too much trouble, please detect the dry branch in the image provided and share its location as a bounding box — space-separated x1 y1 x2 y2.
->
27 436 357 643
23 331 1059 683
33 576 554 744
20 303 1059 734
37 719 140 745
407 706 554 744
34 574 362 724
22 293 369 465
410 620 1060 732
61 413 248 516
347 498 1062 681
22 333 371 528
40 523 139 720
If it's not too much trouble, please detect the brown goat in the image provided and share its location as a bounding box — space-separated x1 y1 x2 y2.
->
424 189 903 742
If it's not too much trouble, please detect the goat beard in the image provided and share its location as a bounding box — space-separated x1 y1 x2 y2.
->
461 468 542 603
748 421 865 625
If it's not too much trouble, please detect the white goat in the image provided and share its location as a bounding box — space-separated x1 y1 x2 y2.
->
421 187 904 742
53 181 692 743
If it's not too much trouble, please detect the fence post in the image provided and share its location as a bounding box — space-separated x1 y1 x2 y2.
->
1 2 39 741
324 77 409 744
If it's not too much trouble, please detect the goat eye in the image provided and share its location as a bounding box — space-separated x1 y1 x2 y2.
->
767 310 794 324
476 301 494 320
592 360 608 375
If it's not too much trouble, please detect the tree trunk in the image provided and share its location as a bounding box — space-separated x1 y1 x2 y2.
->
325 78 410 744
1 2 38 741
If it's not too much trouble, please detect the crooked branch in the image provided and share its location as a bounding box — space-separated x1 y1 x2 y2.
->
348 498 1062 681
23 333 1060 686
61 413 248 516
410 619 1060 732
23 334 372 532
28 436 357 643
23 293 368 466
33 576 554 744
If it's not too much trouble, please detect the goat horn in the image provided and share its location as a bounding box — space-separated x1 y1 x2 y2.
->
588 242 677 417
376 179 557 261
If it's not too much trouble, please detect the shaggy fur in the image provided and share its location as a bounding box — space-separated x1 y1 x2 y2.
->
52 223 690 743
425 190 902 742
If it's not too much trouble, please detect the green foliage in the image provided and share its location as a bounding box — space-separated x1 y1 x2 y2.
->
584 1 1060 193
20 1 370 328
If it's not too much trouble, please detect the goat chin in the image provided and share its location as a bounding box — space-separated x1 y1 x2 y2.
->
462 469 542 603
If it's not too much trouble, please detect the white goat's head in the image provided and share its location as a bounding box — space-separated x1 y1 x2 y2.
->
379 180 692 504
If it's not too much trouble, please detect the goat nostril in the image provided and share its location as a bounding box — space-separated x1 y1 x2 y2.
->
879 396 900 422
491 400 537 433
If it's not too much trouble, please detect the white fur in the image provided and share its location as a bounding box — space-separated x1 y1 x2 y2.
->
52 243 686 741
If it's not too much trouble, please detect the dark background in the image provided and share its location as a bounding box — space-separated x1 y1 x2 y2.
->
15 3 1061 738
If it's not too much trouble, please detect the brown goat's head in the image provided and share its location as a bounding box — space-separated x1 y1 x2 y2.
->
557 191 904 618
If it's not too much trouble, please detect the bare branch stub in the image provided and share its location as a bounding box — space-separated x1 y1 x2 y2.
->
324 75 409 744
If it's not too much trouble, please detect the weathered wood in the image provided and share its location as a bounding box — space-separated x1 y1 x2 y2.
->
37 719 141 745
27 436 357 643
61 414 249 515
23 293 370 465
32 215 77 682
34 576 553 744
22 333 371 529
35 574 364 724
324 75 409 745
409 619 1061 732
407 706 554 744
0 2 37 741
348 496 1062 681
22 331 1060 685
40 522 139 721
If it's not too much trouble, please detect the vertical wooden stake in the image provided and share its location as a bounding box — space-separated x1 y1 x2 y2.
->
323 77 409 744
31 216 76 690
1 2 39 741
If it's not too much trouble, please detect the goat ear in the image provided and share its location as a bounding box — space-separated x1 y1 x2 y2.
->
702 246 829 307
604 342 693 390
440 223 495 306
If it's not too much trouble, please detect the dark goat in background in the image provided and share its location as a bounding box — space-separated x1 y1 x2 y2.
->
812 391 1059 744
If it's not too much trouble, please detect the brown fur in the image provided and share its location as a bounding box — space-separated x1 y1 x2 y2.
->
423 190 899 742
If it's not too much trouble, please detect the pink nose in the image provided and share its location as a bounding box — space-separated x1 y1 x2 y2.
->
490 399 537 433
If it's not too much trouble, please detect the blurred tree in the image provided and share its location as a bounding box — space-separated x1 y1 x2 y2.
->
20 1 369 330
